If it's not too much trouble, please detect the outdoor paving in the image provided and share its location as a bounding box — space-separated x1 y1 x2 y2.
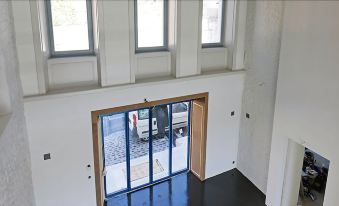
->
104 130 183 166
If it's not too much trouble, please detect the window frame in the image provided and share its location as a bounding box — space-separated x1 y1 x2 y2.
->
201 0 226 48
134 0 169 53
45 0 95 58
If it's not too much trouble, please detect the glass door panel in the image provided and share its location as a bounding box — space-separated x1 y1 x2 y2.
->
128 108 151 188
102 100 191 198
152 105 170 181
102 113 128 195
171 101 190 173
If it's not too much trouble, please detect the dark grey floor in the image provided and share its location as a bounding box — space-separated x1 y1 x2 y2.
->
106 169 266 206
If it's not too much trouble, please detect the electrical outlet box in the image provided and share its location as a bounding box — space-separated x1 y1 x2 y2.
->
43 153 51 160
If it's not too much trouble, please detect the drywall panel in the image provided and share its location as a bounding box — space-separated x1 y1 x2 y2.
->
175 0 200 77
24 72 244 206
237 0 284 194
266 1 339 206
201 48 228 72
99 0 131 86
0 1 36 205
47 57 98 90
135 52 171 80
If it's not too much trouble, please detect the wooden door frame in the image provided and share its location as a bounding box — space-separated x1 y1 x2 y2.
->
190 99 208 181
91 92 208 206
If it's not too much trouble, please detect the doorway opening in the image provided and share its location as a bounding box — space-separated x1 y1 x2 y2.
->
298 148 329 206
91 93 208 206
102 101 191 196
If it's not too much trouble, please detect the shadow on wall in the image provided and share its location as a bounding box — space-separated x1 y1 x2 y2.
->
0 55 12 116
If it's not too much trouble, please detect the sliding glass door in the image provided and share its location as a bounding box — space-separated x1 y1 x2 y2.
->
172 101 190 173
102 101 191 198
152 105 170 181
102 113 128 195
128 108 151 189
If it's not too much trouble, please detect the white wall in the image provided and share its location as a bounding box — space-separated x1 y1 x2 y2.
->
12 0 41 96
24 72 244 206
47 57 98 89
175 0 201 77
237 0 284 193
280 140 304 206
98 0 131 87
12 0 245 95
201 48 228 73
134 52 172 80
266 1 339 206
0 61 11 116
0 1 36 205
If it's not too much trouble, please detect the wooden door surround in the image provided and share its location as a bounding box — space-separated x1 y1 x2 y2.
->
190 99 207 181
91 93 208 206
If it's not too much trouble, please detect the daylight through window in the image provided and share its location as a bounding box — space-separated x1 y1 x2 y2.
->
202 0 224 46
47 0 93 56
135 0 167 51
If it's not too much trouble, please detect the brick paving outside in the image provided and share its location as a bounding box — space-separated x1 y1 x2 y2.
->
104 130 184 166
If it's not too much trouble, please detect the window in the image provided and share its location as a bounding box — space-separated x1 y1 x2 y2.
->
135 0 168 52
46 0 94 57
138 109 149 120
201 0 225 47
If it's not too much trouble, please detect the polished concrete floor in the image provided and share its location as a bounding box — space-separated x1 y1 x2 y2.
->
106 169 266 206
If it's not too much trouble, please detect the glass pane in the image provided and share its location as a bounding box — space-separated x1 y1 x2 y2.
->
172 102 190 173
50 0 90 51
152 105 170 181
202 0 223 44
128 109 151 188
102 113 127 195
137 0 164 48
138 109 149 120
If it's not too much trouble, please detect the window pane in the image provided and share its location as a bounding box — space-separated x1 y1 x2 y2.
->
202 0 223 44
50 0 90 52
102 114 128 195
137 0 164 48
128 109 151 188
172 102 190 173
152 105 170 181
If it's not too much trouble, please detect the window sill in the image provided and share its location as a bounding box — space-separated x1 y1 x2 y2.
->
47 55 97 64
0 113 12 138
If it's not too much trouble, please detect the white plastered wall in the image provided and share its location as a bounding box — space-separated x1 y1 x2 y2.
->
12 0 246 95
0 1 36 205
237 0 284 193
266 1 339 206
24 72 244 206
